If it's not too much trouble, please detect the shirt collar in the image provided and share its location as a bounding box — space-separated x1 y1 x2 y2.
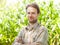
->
25 21 40 31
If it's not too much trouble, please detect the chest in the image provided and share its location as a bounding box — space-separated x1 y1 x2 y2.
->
23 29 39 43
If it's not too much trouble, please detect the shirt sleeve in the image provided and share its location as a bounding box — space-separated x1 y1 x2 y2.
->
12 28 24 45
35 26 48 45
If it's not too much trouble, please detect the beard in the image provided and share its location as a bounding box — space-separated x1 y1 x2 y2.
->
29 19 37 24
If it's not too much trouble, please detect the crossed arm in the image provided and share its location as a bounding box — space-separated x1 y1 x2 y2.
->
12 27 48 45
12 37 41 45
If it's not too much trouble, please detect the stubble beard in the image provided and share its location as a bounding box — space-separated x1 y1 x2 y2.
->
29 19 37 24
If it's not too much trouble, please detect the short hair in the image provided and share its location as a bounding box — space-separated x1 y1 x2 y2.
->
26 3 40 14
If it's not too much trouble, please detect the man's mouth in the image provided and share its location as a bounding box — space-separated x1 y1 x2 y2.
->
29 17 33 19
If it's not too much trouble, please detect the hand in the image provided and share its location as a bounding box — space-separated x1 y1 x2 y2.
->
13 42 20 45
15 37 23 43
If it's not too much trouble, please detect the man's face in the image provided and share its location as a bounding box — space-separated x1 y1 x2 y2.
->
26 7 38 23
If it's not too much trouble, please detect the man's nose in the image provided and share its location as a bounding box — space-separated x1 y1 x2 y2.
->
29 13 32 16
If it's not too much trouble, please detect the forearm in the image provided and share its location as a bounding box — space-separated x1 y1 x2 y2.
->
29 42 42 45
12 37 24 45
12 37 42 45
12 42 42 45
21 42 42 45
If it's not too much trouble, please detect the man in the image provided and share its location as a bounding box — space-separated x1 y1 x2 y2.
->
12 3 48 45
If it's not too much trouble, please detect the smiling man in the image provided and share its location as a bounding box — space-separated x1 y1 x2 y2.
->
12 3 48 45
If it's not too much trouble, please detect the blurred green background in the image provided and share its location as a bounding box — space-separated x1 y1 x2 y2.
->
0 0 60 45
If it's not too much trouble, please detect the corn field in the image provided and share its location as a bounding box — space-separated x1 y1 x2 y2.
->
0 0 60 45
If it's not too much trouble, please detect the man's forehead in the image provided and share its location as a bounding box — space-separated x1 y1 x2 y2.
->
26 7 37 12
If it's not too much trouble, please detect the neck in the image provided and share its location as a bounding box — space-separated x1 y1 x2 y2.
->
29 20 37 25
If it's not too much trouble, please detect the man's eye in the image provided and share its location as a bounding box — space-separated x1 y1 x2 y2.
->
32 12 35 14
27 12 30 14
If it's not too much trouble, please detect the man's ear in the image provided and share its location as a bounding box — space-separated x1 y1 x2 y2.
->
37 13 39 16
